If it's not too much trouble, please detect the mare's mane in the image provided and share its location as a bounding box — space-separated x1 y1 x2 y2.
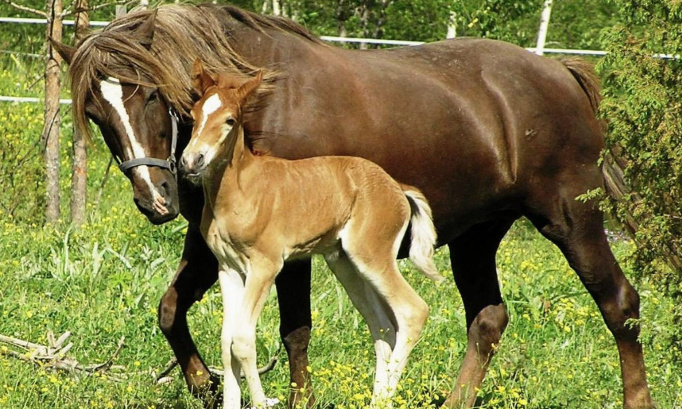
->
69 4 323 137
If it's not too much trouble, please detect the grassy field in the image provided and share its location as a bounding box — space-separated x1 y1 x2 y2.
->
0 57 681 409
1 205 681 409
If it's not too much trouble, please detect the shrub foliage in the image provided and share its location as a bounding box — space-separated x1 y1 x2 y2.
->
599 0 682 356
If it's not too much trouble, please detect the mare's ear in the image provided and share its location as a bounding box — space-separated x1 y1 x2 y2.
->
132 9 157 50
191 59 216 95
237 70 263 102
50 38 76 65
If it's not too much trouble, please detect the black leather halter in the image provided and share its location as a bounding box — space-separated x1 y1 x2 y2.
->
117 108 179 175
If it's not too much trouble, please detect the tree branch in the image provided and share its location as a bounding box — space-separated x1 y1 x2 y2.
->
1 0 47 17
60 0 132 18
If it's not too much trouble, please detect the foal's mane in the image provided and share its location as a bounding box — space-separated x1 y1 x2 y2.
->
69 4 323 138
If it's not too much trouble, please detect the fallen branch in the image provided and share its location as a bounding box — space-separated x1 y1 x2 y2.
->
0 330 126 380
155 352 279 384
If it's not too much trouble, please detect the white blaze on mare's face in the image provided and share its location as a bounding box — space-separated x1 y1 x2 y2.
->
99 77 162 201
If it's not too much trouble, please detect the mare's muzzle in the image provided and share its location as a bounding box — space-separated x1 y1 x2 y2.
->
117 109 181 224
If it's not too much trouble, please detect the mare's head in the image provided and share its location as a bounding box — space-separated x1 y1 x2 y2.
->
52 5 285 223
180 60 262 181
53 11 183 224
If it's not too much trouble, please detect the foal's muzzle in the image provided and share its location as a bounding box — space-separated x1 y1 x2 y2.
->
179 152 207 182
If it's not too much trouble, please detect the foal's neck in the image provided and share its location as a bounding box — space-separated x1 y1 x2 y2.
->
202 123 256 206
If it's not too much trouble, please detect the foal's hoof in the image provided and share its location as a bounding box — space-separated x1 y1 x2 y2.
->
247 397 280 409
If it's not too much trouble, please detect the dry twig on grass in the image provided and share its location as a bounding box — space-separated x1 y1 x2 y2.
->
0 331 126 380
155 352 279 384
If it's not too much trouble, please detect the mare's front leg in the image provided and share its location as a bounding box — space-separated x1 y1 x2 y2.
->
158 224 220 406
275 258 314 408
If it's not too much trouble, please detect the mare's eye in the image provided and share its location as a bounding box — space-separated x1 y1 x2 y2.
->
148 89 159 104
226 117 236 127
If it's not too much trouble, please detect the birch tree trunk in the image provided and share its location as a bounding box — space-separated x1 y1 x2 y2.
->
358 2 369 49
372 0 390 41
535 0 553 55
43 0 63 223
69 0 88 226
336 0 348 38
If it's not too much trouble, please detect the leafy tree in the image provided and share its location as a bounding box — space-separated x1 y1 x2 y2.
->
598 0 682 361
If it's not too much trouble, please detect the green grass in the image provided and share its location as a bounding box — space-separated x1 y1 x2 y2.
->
0 55 680 409
1 206 681 409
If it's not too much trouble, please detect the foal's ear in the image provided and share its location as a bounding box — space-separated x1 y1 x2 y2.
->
191 59 216 95
132 9 157 50
50 38 76 65
237 70 263 102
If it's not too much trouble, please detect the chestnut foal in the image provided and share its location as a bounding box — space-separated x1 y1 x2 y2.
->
179 60 444 409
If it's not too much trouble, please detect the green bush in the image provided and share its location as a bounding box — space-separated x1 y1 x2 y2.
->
598 0 682 362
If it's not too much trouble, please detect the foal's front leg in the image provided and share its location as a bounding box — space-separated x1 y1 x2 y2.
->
231 258 280 409
219 268 246 409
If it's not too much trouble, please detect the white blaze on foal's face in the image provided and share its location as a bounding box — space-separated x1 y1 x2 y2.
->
188 89 239 167
98 77 163 201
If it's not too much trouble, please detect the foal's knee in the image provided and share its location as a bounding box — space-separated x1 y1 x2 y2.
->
231 330 257 363
469 304 508 357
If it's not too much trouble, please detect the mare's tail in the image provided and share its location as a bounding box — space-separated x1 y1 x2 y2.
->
560 57 602 115
403 188 444 283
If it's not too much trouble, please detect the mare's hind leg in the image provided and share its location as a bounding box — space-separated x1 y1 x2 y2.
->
158 224 220 406
441 219 514 409
525 187 653 409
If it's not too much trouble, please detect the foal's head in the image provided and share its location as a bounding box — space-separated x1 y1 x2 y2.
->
180 60 262 181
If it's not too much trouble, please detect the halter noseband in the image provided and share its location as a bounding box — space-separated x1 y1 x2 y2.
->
117 108 179 175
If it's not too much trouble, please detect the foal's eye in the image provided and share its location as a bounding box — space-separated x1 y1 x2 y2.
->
226 117 236 127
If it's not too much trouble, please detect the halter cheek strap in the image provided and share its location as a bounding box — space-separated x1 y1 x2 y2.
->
117 108 179 176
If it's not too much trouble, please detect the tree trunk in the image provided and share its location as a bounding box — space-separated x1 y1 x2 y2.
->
272 0 282 16
69 0 89 226
372 0 390 41
535 0 553 55
336 0 348 38
43 0 63 223
446 11 457 39
358 2 369 49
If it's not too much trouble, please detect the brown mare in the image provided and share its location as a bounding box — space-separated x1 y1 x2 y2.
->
182 62 442 408
53 4 653 409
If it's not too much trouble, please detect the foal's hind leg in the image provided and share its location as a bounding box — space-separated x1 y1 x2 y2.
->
324 251 397 402
525 188 653 409
327 248 429 407
441 220 513 409
158 224 220 406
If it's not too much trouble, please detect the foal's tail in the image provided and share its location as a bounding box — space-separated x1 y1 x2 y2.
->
403 188 444 283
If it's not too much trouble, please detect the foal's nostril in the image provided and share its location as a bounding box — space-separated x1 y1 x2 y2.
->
195 153 205 169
